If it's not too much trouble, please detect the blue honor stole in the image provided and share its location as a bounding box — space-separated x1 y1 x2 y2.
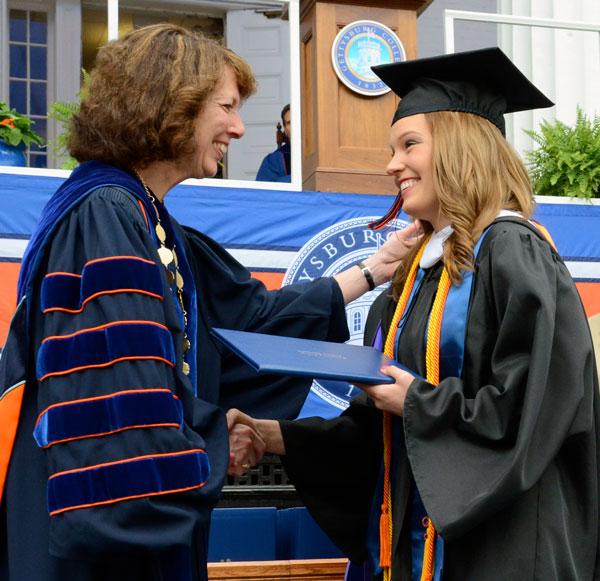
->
367 231 489 580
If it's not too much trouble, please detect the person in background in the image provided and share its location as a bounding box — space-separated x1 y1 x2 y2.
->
0 24 418 581
256 103 291 182
227 47 600 580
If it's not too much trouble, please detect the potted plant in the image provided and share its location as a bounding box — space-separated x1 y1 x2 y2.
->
0 101 44 167
524 106 600 201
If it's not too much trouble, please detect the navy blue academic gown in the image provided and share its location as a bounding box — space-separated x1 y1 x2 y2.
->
0 162 348 580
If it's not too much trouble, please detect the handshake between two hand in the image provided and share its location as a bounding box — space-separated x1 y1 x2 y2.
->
225 365 413 476
226 409 284 477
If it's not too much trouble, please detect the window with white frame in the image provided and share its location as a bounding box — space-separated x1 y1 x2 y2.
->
1 0 301 181
8 6 48 168
353 311 362 334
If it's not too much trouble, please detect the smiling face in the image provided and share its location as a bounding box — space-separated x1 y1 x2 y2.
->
386 113 450 231
186 66 245 179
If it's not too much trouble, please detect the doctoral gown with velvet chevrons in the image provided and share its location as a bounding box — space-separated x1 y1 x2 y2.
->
0 162 348 581
280 218 600 581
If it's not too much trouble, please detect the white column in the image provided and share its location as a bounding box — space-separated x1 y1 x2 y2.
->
51 0 82 168
54 0 82 105
107 0 118 41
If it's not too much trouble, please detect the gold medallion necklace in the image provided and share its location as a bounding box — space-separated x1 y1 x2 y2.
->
133 169 191 375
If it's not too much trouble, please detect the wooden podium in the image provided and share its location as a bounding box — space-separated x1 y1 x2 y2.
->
299 0 432 194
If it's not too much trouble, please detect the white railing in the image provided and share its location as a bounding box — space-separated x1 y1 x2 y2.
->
443 9 600 153
443 10 600 54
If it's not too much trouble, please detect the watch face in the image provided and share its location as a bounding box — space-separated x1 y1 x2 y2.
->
331 20 406 97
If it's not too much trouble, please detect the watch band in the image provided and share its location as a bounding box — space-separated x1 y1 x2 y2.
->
356 261 376 291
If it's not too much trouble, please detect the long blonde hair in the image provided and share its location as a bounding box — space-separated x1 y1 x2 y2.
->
392 110 535 297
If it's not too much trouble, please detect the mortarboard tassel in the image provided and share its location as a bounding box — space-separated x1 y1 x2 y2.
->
379 501 392 568
368 191 403 230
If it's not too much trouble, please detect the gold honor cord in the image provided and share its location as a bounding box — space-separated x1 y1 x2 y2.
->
419 267 451 581
380 238 429 580
380 235 452 581
134 170 191 375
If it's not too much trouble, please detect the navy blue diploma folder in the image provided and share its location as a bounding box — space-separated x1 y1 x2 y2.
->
210 328 409 384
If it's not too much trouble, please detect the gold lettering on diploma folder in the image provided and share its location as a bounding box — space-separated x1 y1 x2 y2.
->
297 350 346 359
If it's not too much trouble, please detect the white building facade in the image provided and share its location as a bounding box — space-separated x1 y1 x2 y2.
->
0 0 598 172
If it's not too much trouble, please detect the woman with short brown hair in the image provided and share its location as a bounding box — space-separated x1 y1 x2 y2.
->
1 23 414 581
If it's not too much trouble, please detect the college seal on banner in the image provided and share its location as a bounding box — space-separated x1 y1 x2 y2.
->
331 20 406 97
283 216 409 419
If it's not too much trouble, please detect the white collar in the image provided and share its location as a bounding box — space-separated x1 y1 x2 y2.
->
497 209 524 220
419 210 524 269
420 224 453 269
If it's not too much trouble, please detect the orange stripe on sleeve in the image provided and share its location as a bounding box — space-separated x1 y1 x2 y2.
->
49 481 207 516
41 319 169 343
34 388 179 429
43 288 164 314
85 255 157 267
137 200 150 231
38 356 175 382
50 449 206 478
44 271 81 279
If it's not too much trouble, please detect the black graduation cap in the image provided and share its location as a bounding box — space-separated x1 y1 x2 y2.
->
367 47 554 231
371 47 554 135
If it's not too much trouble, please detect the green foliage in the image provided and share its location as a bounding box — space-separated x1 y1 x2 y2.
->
0 101 44 147
524 106 600 200
47 99 80 169
47 69 90 169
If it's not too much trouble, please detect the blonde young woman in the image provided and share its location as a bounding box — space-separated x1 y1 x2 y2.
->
227 48 600 581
